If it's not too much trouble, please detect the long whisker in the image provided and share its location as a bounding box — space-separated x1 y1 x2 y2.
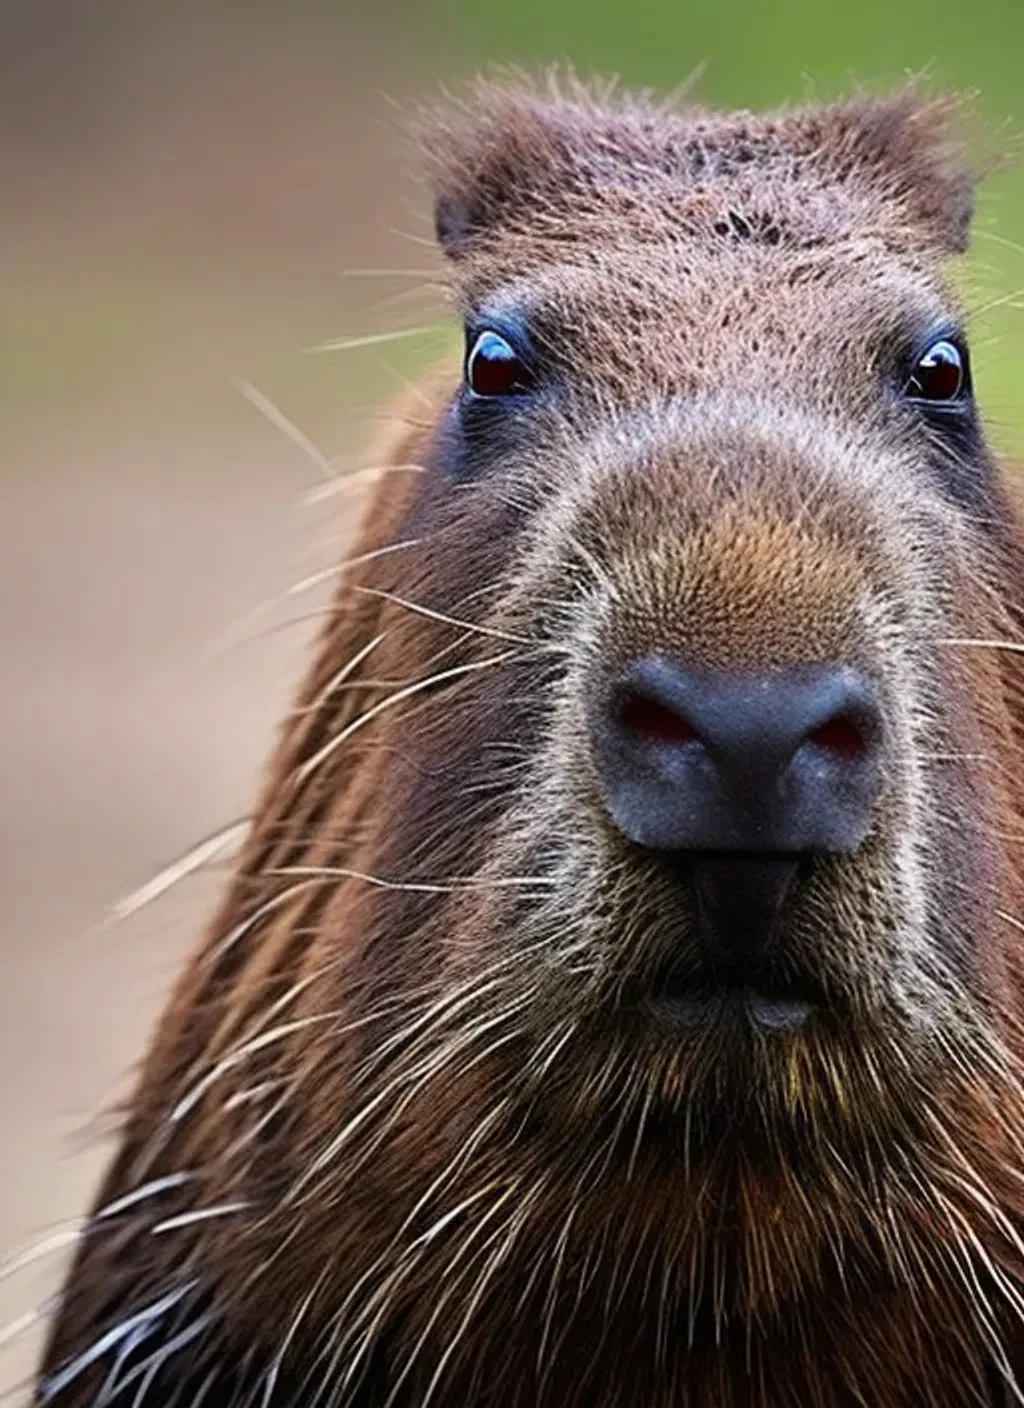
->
306 326 446 356
971 285 1024 320
34 1283 199 1402
973 231 1024 261
938 637 1024 656
303 461 425 506
269 864 558 895
107 821 251 925
304 631 388 713
0 1302 52 1353
289 539 422 595
208 542 420 663
171 1011 344 1124
150 1203 251 1236
0 1228 83 1286
355 586 538 646
293 650 523 788
339 267 439 280
232 377 334 481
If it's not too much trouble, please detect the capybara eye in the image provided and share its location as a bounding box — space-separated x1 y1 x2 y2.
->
904 338 968 404
465 330 531 398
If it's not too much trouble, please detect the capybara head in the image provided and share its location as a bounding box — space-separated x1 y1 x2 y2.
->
36 79 1024 1408
351 81 1024 1168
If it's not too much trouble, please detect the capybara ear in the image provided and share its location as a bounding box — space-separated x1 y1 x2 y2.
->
423 78 585 260
797 89 978 254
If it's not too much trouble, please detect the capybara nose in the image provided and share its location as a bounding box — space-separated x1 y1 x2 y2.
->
592 655 884 855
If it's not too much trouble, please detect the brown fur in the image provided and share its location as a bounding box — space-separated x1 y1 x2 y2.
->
33 76 1024 1406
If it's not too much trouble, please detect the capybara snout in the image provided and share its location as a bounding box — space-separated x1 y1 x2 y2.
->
501 383 988 1043
589 653 884 854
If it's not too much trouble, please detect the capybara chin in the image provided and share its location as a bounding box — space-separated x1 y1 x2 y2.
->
31 75 1024 1407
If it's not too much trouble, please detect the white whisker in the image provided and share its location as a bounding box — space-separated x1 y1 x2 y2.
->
0 1227 83 1285
286 540 422 600
37 1284 198 1402
938 636 1024 655
110 822 250 924
270 864 557 895
294 651 522 788
232 377 335 481
96 1174 195 1222
151 1203 251 1236
355 586 538 646
171 1012 339 1124
303 461 425 507
0 1301 53 1352
306 325 444 356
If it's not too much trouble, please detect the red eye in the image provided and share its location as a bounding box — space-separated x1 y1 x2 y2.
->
466 331 530 398
904 338 967 404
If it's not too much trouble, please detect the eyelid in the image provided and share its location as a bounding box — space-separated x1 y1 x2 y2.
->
466 314 533 360
903 323 967 371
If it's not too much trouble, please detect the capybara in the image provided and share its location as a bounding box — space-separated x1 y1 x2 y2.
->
33 76 1024 1407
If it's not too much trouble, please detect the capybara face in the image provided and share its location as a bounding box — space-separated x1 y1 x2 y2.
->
34 81 1024 1408
339 86 1024 1170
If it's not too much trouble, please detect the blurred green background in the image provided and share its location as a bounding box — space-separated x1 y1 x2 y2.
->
3 0 1024 448
0 1 1021 1398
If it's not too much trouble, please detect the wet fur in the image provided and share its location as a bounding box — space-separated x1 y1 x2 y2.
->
32 76 1024 1406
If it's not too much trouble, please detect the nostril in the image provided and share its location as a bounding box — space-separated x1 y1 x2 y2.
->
807 713 868 761
617 689 698 746
594 657 884 856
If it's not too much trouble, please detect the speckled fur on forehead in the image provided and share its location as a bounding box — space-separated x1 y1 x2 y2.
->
424 76 977 271
444 247 961 408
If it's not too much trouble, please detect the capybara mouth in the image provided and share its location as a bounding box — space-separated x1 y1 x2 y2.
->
641 974 821 1035
627 850 828 1034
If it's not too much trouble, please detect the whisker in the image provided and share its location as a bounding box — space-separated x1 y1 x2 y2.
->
232 377 334 481
287 540 422 597
972 285 1024 320
260 1277 328 1408
103 1307 215 1404
209 877 323 965
938 637 1024 655
306 326 445 356
151 1202 251 1236
305 631 388 713
974 230 1024 261
36 1284 198 1402
208 544 415 662
293 650 523 788
270 864 558 895
355 586 538 645
0 1301 52 1352
171 1012 342 1124
0 1227 84 1285
108 821 250 925
223 608 347 648
370 348 440 411
96 1174 195 1222
339 267 439 280
303 461 425 507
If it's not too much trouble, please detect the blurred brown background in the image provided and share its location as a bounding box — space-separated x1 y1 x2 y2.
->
2 0 1024 1398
